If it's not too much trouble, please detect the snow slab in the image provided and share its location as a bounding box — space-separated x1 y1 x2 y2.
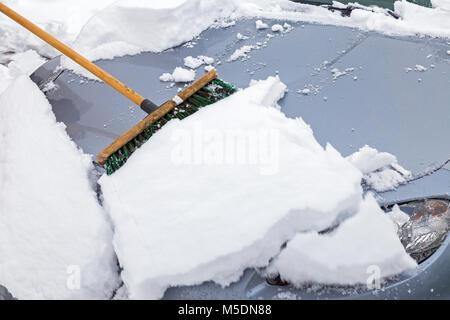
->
266 194 417 286
55 0 450 77
99 76 367 299
347 145 412 192
0 76 119 299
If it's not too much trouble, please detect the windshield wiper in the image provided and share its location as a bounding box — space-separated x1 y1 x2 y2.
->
291 0 401 19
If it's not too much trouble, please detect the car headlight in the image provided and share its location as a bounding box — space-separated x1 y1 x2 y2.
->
393 198 449 263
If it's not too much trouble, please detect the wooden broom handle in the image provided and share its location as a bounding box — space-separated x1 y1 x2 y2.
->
0 2 146 106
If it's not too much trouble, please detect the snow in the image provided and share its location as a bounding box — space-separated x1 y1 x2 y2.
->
266 195 417 286
99 76 367 299
0 65 12 94
432 0 450 11
228 45 255 62
346 145 412 192
331 67 355 80
64 0 450 76
255 19 269 30
414 64 427 71
0 76 119 299
236 32 249 40
159 67 196 82
298 88 311 95
0 50 45 94
2 0 450 78
283 22 294 32
184 55 214 69
0 0 118 59
271 24 284 32
346 145 397 174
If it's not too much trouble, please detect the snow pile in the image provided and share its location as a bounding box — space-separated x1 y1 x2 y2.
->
159 67 196 82
0 50 45 94
3 0 450 77
184 55 214 69
346 145 412 192
266 195 417 286
0 76 119 299
99 76 414 299
0 0 117 59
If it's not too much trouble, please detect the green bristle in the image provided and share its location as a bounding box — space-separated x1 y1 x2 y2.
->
104 79 236 174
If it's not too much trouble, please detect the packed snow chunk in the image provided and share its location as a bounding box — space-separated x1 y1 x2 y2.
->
266 195 417 286
228 45 255 62
255 19 269 30
346 145 412 192
100 76 364 299
297 88 311 95
236 32 249 40
0 76 119 299
172 67 196 82
184 56 204 69
184 55 214 69
346 145 397 174
414 64 427 72
271 24 284 32
159 67 196 82
159 73 174 82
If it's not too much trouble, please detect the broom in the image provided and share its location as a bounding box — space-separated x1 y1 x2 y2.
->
0 3 236 174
